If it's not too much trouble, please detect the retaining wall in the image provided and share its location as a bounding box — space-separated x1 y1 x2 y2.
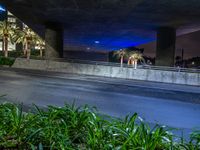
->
12 58 200 86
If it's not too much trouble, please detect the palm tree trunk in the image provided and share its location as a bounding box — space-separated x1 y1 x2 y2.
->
2 39 4 53
134 60 137 69
128 57 131 65
26 42 30 59
39 45 43 57
132 59 135 68
40 49 43 57
4 36 8 57
27 49 30 59
4 21 8 57
120 56 123 67
24 42 28 56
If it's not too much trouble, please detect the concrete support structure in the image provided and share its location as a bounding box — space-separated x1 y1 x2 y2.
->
45 23 63 59
156 27 176 66
13 58 200 86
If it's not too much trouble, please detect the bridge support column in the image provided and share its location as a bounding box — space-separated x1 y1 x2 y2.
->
156 27 176 66
45 23 63 59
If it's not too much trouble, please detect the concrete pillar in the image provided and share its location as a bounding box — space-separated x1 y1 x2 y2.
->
45 23 63 59
156 27 176 66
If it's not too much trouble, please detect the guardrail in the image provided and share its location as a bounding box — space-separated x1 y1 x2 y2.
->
45 58 200 73
13 58 200 86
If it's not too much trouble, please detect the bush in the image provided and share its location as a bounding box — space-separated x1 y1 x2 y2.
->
31 49 40 56
0 102 199 149
0 57 15 66
0 50 44 58
0 51 23 58
8 50 24 58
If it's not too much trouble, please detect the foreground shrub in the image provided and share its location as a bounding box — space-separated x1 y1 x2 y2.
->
0 102 199 150
0 57 15 66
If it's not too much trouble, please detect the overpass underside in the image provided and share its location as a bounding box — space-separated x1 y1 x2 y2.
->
1 0 200 66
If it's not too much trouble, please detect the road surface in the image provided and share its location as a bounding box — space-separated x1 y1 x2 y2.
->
0 68 200 138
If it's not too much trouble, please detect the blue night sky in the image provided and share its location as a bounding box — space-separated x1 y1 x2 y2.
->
0 5 5 12
64 33 155 51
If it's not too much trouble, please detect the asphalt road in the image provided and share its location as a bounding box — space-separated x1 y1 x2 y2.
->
0 68 200 138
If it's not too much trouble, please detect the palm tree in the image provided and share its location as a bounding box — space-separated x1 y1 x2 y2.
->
13 27 35 59
0 21 15 57
113 49 127 67
129 51 144 69
32 34 45 57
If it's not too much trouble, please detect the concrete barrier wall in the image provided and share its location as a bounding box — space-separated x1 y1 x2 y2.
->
13 58 200 86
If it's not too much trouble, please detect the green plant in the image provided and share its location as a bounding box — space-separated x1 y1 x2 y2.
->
190 130 200 144
13 27 36 59
0 102 199 149
0 103 37 149
0 50 23 58
128 51 144 69
0 57 15 66
113 49 128 67
8 50 24 58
